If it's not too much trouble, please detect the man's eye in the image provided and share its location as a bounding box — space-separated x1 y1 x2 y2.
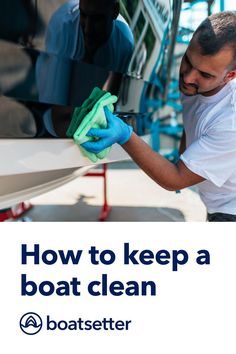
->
201 73 212 79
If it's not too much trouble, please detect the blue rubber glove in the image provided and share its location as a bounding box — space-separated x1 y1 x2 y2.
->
81 107 133 154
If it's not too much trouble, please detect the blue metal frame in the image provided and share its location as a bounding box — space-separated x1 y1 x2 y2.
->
220 0 225 11
138 14 184 161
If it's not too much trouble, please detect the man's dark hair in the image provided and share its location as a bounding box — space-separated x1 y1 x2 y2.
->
194 11 236 68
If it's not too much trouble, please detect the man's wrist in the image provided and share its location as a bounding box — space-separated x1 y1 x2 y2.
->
119 126 133 145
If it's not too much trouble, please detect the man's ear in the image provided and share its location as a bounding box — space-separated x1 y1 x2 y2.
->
112 2 119 20
225 69 236 82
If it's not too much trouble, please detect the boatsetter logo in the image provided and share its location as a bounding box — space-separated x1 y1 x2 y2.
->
19 314 131 334
20 312 43 335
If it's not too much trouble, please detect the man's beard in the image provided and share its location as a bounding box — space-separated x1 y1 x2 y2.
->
179 75 199 96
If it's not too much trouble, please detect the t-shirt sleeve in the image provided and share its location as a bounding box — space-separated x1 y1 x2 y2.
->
180 127 236 187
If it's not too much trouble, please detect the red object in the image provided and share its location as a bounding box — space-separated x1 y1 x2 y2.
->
85 164 111 221
0 202 32 222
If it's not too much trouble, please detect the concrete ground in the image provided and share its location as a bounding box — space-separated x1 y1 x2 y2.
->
25 161 207 222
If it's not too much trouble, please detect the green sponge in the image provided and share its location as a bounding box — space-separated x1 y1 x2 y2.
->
66 87 107 138
73 91 118 163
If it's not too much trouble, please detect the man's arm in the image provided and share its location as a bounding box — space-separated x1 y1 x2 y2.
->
122 132 204 191
81 109 205 191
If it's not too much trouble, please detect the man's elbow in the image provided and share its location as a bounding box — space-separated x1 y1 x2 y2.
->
165 186 180 192
157 181 183 192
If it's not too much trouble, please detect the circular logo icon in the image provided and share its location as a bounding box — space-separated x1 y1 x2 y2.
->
20 312 43 335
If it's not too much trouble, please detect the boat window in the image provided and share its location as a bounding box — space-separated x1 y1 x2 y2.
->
144 25 156 64
120 0 139 24
0 0 175 139
133 11 146 42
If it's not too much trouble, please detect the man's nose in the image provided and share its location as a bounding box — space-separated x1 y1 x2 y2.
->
183 68 198 85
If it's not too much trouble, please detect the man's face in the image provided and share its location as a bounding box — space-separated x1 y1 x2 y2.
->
179 35 236 96
79 0 117 51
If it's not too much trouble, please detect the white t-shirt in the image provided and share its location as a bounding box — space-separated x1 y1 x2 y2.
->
180 79 236 214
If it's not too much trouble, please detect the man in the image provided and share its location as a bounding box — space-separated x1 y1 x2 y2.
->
81 11 236 222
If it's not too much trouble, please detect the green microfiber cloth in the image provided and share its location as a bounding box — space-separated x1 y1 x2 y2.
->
73 91 118 163
66 87 107 138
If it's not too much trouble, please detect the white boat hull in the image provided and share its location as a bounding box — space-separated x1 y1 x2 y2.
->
0 139 130 209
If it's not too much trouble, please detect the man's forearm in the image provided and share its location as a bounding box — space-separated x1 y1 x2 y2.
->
122 132 204 191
